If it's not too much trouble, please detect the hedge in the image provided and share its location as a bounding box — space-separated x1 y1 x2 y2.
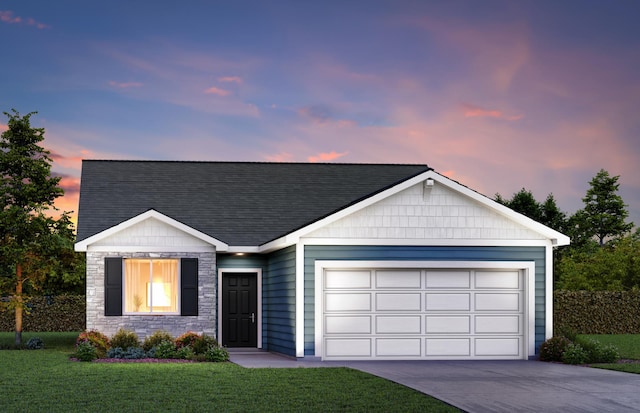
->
554 290 640 334
0 295 85 332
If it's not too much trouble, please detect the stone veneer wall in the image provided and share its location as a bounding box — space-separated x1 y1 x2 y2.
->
86 251 216 339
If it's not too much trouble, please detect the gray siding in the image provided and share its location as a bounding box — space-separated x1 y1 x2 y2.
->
304 245 546 356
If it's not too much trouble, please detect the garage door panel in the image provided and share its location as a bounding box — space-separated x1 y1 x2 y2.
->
326 316 371 334
376 293 421 311
376 316 421 334
475 271 520 289
376 270 421 288
321 266 526 360
325 293 371 312
426 316 470 333
426 293 470 311
475 293 520 311
426 338 471 356
475 338 520 356
426 271 471 288
325 270 371 289
376 338 421 357
475 316 521 334
325 338 371 357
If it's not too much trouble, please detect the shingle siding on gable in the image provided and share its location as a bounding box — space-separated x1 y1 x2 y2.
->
303 245 545 356
306 182 547 240
91 217 214 248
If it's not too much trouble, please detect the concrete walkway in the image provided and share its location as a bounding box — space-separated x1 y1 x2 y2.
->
229 351 640 413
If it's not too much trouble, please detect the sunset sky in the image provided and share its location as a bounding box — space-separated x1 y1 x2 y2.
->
2 1 639 231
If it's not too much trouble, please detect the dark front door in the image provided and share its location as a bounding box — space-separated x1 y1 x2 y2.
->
222 272 258 347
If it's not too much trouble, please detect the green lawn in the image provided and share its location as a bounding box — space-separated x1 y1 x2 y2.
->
579 334 640 374
0 332 459 412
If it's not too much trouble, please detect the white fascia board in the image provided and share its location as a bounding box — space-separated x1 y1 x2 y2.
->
74 209 229 252
298 237 555 247
427 172 571 246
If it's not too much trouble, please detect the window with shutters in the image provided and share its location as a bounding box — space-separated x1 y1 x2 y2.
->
124 259 179 314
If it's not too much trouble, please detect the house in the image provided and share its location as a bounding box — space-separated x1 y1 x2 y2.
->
74 160 570 360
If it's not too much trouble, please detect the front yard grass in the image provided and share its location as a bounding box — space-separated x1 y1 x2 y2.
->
0 332 459 412
579 334 640 374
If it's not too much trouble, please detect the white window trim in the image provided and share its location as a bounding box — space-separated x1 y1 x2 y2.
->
122 258 181 316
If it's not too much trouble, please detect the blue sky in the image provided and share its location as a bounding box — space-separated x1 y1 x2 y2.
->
1 0 639 229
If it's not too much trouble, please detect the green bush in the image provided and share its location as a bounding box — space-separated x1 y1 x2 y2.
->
76 330 109 358
206 346 229 362
0 295 85 332
74 341 98 362
562 343 589 365
142 330 174 352
539 336 571 362
554 291 640 334
110 329 140 350
192 334 218 355
153 340 178 359
575 337 620 363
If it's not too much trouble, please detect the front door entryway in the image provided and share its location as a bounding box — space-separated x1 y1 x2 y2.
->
222 272 258 347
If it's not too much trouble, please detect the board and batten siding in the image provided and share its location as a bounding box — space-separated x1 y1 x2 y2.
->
303 245 545 356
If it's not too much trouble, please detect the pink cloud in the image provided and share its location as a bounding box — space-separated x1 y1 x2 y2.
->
0 122 7 133
308 151 349 163
461 103 523 121
218 76 243 84
0 10 49 29
204 86 231 96
108 80 143 89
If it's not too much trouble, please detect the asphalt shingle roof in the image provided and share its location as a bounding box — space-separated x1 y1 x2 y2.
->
76 161 432 246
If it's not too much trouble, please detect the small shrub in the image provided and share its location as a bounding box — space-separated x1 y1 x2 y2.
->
175 331 200 349
107 347 126 359
176 345 194 360
539 336 571 362
74 341 98 362
575 337 620 363
110 329 140 350
153 340 178 359
142 330 174 352
27 337 44 350
76 330 109 358
123 347 147 359
192 334 218 355
205 346 229 362
556 326 578 342
562 343 589 365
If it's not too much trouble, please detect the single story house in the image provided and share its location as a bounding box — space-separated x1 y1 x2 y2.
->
74 160 569 360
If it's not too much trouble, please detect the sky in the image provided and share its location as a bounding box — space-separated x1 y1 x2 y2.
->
1 0 639 231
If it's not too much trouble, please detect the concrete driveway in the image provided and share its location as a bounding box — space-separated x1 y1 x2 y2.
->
229 352 640 412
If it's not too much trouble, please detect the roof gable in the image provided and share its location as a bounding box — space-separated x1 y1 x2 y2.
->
75 209 228 252
76 161 431 246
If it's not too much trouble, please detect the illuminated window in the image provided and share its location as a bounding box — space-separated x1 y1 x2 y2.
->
124 259 179 314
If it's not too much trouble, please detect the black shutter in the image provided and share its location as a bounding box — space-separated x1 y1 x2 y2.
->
181 258 198 316
104 257 123 316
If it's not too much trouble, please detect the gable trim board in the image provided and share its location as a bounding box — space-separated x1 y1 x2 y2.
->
74 161 569 361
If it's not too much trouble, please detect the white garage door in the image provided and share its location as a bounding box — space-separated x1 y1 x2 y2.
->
319 265 529 360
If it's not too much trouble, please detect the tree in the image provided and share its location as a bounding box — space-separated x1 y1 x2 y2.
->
580 169 634 246
0 109 73 346
495 188 567 232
